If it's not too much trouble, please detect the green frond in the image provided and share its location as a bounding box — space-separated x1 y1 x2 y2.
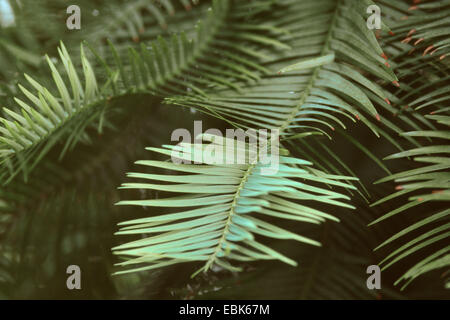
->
158 196 412 299
113 133 356 275
0 42 103 184
379 0 450 60
371 109 449 289
165 0 420 153
0 0 282 184
98 0 201 40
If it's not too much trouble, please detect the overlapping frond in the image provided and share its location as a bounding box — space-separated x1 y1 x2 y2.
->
113 133 356 274
166 0 429 153
75 0 206 55
112 0 420 277
101 0 202 40
0 0 205 88
370 64 450 289
0 0 282 184
0 42 103 183
155 195 413 299
378 0 450 61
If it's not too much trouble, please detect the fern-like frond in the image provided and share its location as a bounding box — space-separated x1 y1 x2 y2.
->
378 0 450 61
0 0 282 184
370 90 449 289
166 0 421 153
75 0 206 54
111 0 418 277
113 133 356 275
0 42 102 183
